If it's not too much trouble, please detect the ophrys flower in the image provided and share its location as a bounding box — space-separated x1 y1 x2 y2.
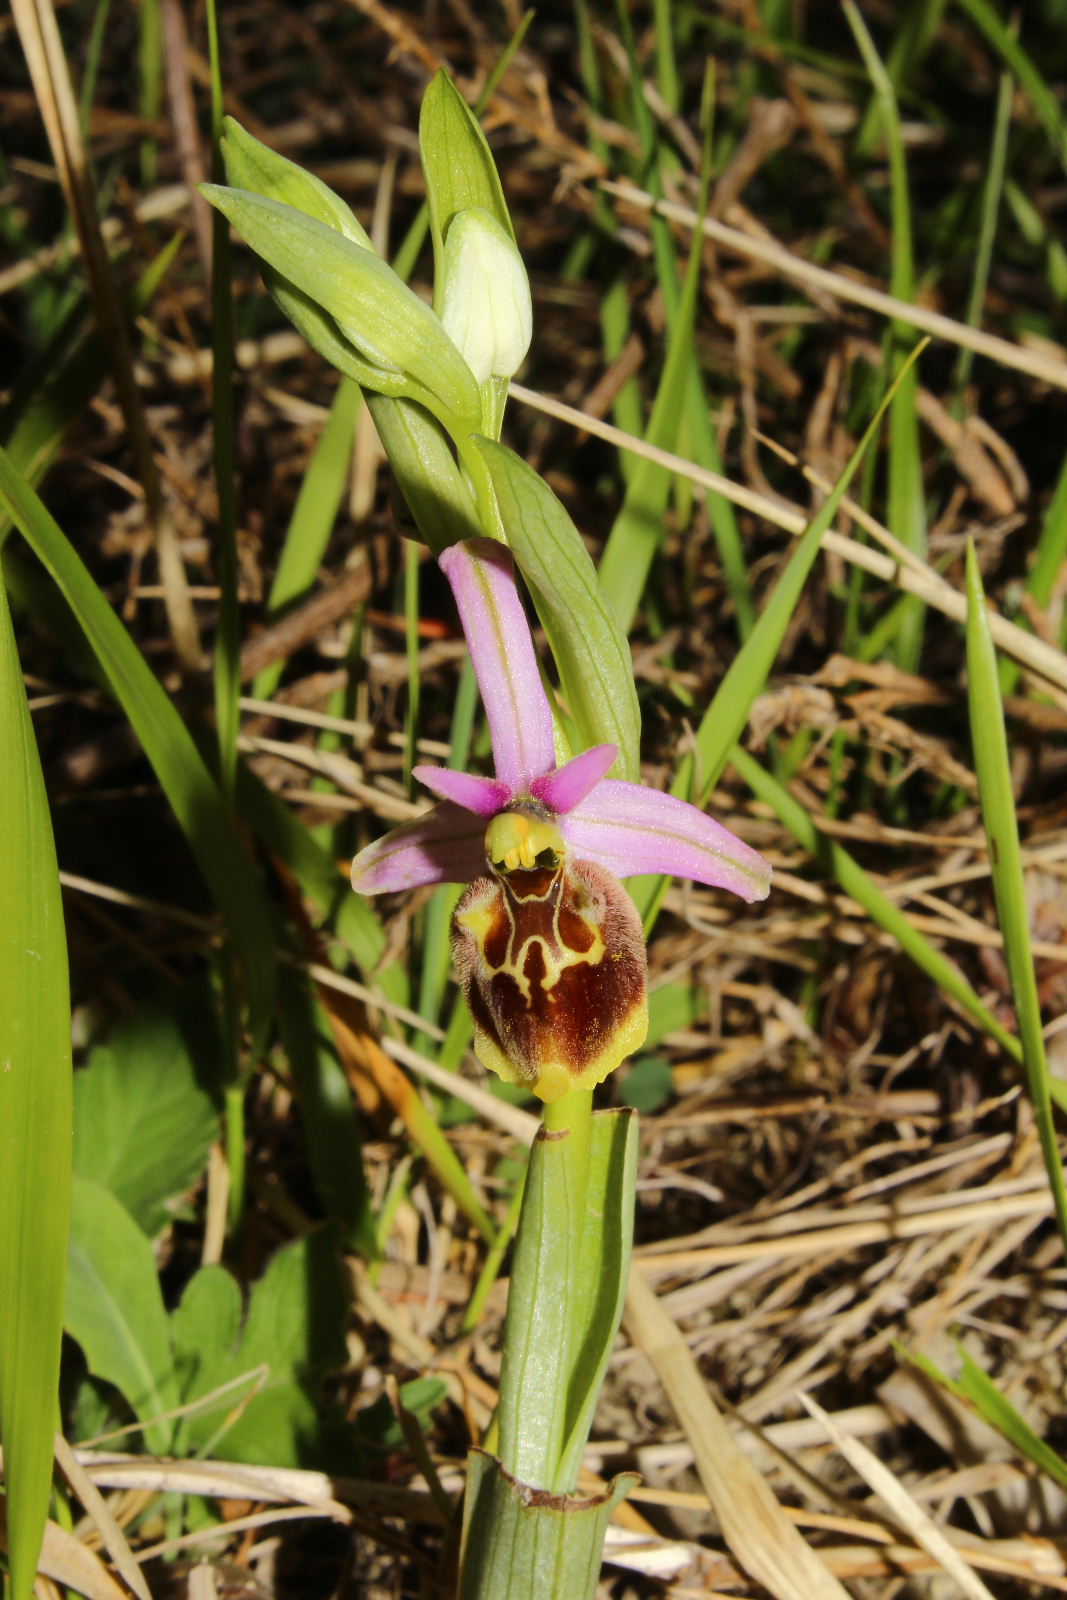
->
352 538 772 1100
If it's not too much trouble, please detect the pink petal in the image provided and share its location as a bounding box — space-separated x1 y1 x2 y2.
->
413 764 511 816
559 781 773 903
351 802 487 894
439 538 554 792
530 743 617 813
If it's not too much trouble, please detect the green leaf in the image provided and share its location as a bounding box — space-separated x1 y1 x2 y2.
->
172 1225 355 1468
497 1102 637 1493
201 186 481 425
473 438 641 780
965 542 1067 1252
459 1450 637 1600
0 446 277 1048
73 992 222 1239
65 1176 179 1455
0 567 72 1600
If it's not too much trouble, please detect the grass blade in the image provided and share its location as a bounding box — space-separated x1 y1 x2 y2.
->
965 542 1067 1253
0 445 277 1044
0 564 72 1600
846 0 927 675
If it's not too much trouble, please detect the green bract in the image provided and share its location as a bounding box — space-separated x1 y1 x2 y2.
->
200 184 481 426
219 117 373 248
419 67 517 303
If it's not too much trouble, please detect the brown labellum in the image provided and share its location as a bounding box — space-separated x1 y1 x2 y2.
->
452 856 648 1103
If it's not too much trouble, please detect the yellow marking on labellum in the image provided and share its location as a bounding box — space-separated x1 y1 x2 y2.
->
452 853 648 1103
484 809 564 875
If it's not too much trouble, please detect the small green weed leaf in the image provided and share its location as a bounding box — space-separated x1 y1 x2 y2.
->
0 569 72 1600
474 437 641 779
965 543 1067 1252
220 117 373 247
0 447 277 1049
420 69 516 287
65 1175 179 1455
355 1376 450 1452
73 992 222 1239
172 1225 355 1469
620 1055 674 1114
201 186 481 425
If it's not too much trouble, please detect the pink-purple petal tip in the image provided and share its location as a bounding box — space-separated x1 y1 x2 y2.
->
413 764 511 816
351 802 488 895
560 780 773 902
530 743 617 813
439 539 554 792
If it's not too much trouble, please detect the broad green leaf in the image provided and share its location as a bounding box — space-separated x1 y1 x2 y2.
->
0 568 72 1600
65 1176 178 1455
73 994 222 1239
497 1101 637 1493
0 446 277 1046
171 1225 355 1468
965 543 1067 1251
201 186 481 426
474 438 641 780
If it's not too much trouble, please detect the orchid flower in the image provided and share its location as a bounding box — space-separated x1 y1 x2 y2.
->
352 538 772 1100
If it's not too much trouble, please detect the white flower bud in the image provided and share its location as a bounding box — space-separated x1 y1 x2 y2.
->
439 207 532 385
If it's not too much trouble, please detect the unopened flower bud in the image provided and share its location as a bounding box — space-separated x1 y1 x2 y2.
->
439 207 533 385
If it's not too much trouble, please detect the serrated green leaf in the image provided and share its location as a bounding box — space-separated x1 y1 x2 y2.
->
65 1176 178 1455
73 993 222 1239
473 438 641 780
0 446 277 1048
201 186 480 425
172 1225 354 1468
0 567 72 1600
